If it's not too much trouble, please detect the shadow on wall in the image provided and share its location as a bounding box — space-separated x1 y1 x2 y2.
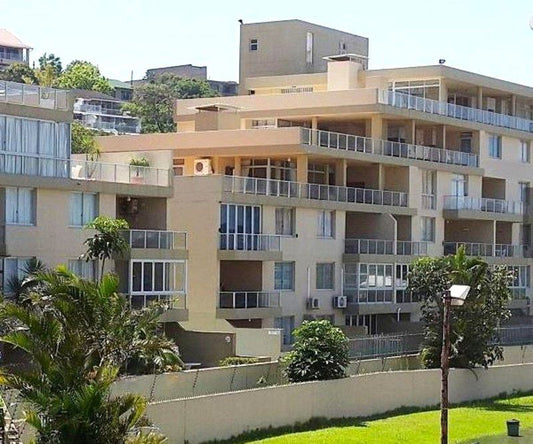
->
164 323 236 368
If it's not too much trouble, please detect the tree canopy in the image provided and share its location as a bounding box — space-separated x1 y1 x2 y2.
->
123 73 218 133
408 247 512 369
56 60 113 94
0 62 37 84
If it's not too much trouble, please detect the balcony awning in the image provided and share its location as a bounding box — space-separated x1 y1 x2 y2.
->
192 103 242 112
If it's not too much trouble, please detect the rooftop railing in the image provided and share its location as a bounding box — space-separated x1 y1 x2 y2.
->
125 230 187 250
301 128 479 167
218 291 281 309
71 158 171 186
379 90 533 134
443 242 525 258
223 176 409 208
0 80 69 110
218 233 281 251
443 195 524 215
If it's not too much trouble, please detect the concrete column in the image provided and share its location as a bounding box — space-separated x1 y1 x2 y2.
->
335 159 347 187
370 115 384 140
438 80 448 103
477 87 483 109
240 119 247 129
311 117 318 145
378 164 385 190
405 120 416 144
233 157 242 176
296 155 308 183
492 220 497 252
511 95 517 117
441 125 447 149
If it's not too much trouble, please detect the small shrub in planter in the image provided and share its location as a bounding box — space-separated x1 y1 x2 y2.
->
218 356 260 367
129 157 150 183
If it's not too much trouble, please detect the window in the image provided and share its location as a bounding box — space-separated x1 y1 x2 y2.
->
274 316 295 345
6 187 35 225
317 210 335 238
274 262 294 290
249 39 258 51
68 259 96 280
421 170 436 209
275 208 294 235
219 204 261 250
421 217 435 242
306 32 313 64
69 192 97 227
316 263 334 290
488 135 502 159
521 141 530 163
451 174 468 196
3 257 32 293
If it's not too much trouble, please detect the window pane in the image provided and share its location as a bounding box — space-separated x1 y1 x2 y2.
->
132 262 142 292
154 262 164 291
69 193 82 226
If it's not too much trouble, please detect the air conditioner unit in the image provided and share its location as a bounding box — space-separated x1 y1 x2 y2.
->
333 296 348 309
193 159 212 176
307 297 320 310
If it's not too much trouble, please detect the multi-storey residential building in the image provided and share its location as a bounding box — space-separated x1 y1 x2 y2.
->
0 79 186 325
0 29 31 70
109 79 134 102
73 89 141 134
98 55 533 347
239 20 369 92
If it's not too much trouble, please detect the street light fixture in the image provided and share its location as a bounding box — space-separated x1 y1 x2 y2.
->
441 284 470 444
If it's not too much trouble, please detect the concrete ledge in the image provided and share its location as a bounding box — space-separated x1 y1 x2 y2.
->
216 307 282 320
443 209 523 223
343 253 420 263
344 302 421 315
218 250 282 261
125 248 188 261
158 308 189 323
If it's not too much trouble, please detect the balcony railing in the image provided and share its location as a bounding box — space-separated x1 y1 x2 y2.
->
443 242 525 258
0 80 69 110
379 90 533 134
71 158 171 187
218 291 281 309
219 233 281 251
223 176 409 207
125 230 187 250
81 118 141 134
130 293 186 310
0 151 70 178
345 239 428 255
74 103 126 116
301 128 479 167
443 195 524 215
422 193 436 210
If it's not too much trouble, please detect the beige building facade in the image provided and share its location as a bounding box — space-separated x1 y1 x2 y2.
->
98 56 533 347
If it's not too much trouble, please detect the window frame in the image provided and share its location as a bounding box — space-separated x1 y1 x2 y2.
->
274 262 295 291
6 187 36 225
488 134 502 159
275 207 295 236
249 39 258 51
317 210 335 238
316 262 335 290
69 192 98 227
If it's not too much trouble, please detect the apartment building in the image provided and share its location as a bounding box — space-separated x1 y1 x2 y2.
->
0 29 31 70
98 54 533 347
239 20 369 92
0 79 186 324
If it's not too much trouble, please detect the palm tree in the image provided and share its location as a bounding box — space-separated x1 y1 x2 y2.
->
5 258 47 304
82 216 130 280
0 268 178 442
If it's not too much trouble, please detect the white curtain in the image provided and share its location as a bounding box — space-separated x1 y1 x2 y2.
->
38 121 56 177
22 119 38 175
69 193 82 226
82 193 96 225
5 117 20 174
5 187 17 224
17 188 33 224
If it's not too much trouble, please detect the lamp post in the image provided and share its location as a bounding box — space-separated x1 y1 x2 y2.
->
441 284 470 444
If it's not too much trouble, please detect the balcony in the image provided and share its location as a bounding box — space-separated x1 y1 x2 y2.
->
443 195 524 220
344 239 428 256
123 230 187 261
443 242 525 258
223 176 409 210
217 291 282 319
71 158 171 187
301 128 479 168
218 233 282 261
81 118 141 135
130 293 188 322
0 80 69 111
379 90 533 134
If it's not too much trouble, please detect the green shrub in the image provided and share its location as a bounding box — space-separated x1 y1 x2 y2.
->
283 320 349 383
218 356 260 367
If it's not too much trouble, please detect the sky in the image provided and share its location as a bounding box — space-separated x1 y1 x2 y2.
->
1 0 532 86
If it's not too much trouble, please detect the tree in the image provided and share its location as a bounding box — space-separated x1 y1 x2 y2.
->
408 247 513 369
71 121 101 157
283 320 349 382
122 73 218 133
0 62 37 84
57 61 113 94
82 216 130 280
38 52 62 77
5 257 47 305
0 268 175 442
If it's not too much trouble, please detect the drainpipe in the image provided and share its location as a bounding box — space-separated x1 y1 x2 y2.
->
397 307 402 323
307 267 311 300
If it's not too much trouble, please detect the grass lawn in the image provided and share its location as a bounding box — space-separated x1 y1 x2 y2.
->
240 395 533 444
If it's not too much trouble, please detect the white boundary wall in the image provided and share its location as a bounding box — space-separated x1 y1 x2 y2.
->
146 363 533 444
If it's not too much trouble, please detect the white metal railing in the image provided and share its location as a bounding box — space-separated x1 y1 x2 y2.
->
0 150 70 178
301 128 479 167
126 230 187 250
71 158 171 186
422 193 436 210
345 239 393 255
347 289 394 304
443 195 524 215
396 241 429 256
218 291 281 309
130 293 186 310
223 176 409 207
82 118 141 134
74 103 125 116
379 90 533 134
443 242 525 258
0 80 69 110
218 233 281 251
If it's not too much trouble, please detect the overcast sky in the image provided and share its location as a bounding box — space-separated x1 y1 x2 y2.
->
2 0 532 86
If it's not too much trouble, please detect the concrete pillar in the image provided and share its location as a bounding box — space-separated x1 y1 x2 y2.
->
492 220 497 251
438 81 448 102
311 117 318 145
405 120 416 144
233 157 242 176
378 164 385 190
240 119 247 129
370 115 384 140
442 125 446 149
477 87 483 109
335 159 347 187
296 155 308 183
511 95 517 117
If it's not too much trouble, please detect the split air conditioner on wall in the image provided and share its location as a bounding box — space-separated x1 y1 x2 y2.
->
193 159 212 176
307 297 320 310
333 296 348 309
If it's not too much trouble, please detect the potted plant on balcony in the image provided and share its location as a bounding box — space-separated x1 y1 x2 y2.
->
129 157 149 184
